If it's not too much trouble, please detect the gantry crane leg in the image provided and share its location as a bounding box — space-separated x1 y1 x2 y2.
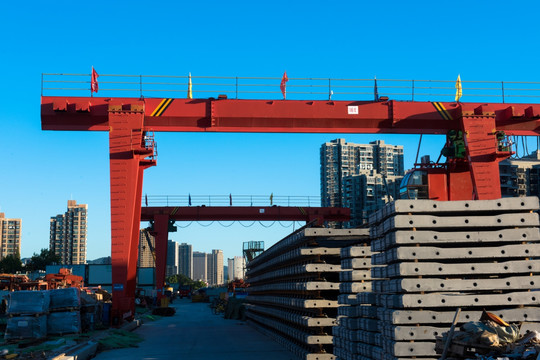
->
151 214 170 299
108 103 155 325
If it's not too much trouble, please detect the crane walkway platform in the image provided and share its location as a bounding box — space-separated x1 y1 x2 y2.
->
93 298 296 360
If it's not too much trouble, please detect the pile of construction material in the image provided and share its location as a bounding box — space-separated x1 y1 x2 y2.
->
333 244 381 360
5 288 84 341
246 226 369 360
5 291 49 341
48 288 82 336
334 196 540 360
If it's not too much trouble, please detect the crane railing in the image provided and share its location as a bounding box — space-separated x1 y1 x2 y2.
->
41 73 540 103
143 194 322 207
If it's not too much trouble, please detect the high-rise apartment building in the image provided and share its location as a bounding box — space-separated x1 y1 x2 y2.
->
227 256 245 281
0 213 21 259
321 139 404 227
138 230 155 268
178 243 193 279
49 200 87 264
193 251 208 282
207 249 224 286
500 151 540 197
166 240 179 276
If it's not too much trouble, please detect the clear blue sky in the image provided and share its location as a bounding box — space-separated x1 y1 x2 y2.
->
2 1 540 262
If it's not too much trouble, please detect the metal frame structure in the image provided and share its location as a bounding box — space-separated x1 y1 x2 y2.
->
41 91 540 324
140 205 350 309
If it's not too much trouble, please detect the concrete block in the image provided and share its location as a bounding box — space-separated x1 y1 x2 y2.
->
373 213 539 238
245 304 336 327
341 246 372 259
383 339 437 357
372 243 540 264
249 281 340 292
379 307 540 324
246 295 339 309
382 291 540 308
340 270 372 281
375 275 540 293
341 258 378 270
372 197 539 225
247 311 333 345
248 263 341 284
383 259 540 278
382 324 449 340
340 282 372 293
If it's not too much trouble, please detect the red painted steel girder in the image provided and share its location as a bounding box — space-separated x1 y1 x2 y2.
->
41 97 540 135
140 206 350 223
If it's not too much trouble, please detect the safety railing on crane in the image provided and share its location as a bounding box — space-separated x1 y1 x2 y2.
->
142 194 321 207
41 73 540 103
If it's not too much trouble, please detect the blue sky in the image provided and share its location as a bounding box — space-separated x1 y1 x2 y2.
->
2 1 540 261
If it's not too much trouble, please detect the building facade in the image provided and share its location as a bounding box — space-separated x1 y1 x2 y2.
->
227 256 246 281
321 139 404 227
193 251 208 282
207 249 224 286
166 240 179 276
0 213 21 260
500 151 540 198
138 230 155 268
49 200 87 264
178 243 193 279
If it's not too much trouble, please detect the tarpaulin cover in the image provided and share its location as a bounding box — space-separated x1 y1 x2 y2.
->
7 291 50 314
47 311 81 335
49 288 81 310
4 315 47 340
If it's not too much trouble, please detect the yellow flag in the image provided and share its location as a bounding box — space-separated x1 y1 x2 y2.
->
187 73 193 99
455 74 462 102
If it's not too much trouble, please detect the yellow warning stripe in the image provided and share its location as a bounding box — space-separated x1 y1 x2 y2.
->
150 98 173 117
432 102 452 121
298 207 307 216
171 207 179 216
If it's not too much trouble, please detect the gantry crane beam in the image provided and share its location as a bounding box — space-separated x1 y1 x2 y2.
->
40 95 540 325
41 97 540 135
141 205 350 299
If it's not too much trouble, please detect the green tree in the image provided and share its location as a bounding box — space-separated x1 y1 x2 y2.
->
0 254 23 274
27 248 60 271
192 280 207 291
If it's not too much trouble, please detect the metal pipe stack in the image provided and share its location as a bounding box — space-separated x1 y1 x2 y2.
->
246 226 369 360
334 197 540 360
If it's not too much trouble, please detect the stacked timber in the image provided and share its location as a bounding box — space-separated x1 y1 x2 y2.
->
333 245 383 360
364 196 540 360
246 226 369 360
5 291 50 341
47 288 82 335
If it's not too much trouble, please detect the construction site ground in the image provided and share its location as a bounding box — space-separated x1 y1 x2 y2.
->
93 297 296 360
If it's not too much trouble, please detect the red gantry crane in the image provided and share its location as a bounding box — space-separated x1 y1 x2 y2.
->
41 78 540 325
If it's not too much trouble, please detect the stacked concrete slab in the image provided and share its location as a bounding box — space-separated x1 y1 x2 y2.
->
246 226 369 360
333 245 383 360
363 196 540 360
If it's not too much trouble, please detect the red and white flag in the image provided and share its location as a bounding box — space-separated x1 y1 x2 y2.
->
91 66 99 93
280 71 288 99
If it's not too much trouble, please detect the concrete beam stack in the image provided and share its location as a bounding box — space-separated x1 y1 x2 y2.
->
246 226 369 360
333 245 382 360
365 196 540 360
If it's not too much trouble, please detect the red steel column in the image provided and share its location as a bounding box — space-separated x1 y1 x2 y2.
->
108 103 154 325
152 214 170 298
